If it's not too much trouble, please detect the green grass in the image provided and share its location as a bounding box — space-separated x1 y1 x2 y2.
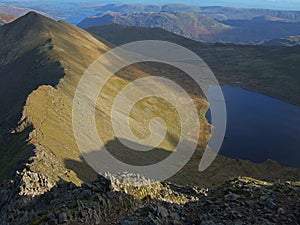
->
88 24 300 106
0 127 34 180
1 14 300 187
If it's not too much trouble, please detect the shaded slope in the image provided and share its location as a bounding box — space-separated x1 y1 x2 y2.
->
0 12 64 124
0 12 66 179
0 12 209 186
87 24 300 106
86 24 300 186
1 12 300 189
79 11 300 44
1 175 300 224
261 35 300 47
219 17 300 44
0 12 110 182
86 23 190 45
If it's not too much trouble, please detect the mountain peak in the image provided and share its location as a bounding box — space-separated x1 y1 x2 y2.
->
24 11 41 17
13 11 54 26
0 11 54 66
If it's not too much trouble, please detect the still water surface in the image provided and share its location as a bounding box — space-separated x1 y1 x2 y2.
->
207 86 300 168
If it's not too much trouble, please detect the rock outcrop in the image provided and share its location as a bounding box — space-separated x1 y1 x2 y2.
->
0 172 299 224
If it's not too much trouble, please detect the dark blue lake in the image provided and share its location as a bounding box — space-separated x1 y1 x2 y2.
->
65 16 89 25
207 86 300 168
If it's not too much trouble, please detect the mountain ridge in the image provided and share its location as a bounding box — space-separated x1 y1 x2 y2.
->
0 11 109 183
78 11 231 43
1 12 300 192
79 11 300 44
0 12 210 187
0 173 299 224
86 23 300 106
261 35 300 46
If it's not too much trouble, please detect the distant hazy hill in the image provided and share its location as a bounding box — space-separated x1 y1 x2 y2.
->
0 5 43 25
87 23 300 106
78 11 230 42
199 6 300 21
0 13 17 25
218 17 300 44
79 11 300 44
87 3 213 14
0 5 38 17
261 35 300 47
84 3 300 21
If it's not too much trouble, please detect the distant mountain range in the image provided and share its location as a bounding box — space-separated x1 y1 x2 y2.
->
78 11 231 42
87 23 300 106
2 3 300 44
77 4 300 21
78 10 300 44
0 13 16 24
0 5 37 17
0 5 43 25
261 35 300 47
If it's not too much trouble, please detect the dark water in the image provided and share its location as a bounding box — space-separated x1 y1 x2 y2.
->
207 86 300 168
65 15 88 25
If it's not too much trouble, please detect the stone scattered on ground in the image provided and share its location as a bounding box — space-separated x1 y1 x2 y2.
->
0 171 299 224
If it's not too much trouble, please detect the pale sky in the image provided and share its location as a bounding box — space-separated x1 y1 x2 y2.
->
1 0 300 10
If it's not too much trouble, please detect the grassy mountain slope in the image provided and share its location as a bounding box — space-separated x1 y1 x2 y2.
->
0 12 111 182
87 24 300 106
0 12 66 179
1 13 300 188
87 24 300 185
0 12 209 186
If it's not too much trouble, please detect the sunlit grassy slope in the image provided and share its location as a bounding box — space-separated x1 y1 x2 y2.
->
0 13 299 187
86 24 300 185
87 24 300 106
0 12 209 185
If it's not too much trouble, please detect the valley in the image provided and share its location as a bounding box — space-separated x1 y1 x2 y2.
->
0 2 299 224
0 13 299 189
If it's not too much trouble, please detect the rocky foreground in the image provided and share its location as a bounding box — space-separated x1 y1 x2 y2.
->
0 170 299 225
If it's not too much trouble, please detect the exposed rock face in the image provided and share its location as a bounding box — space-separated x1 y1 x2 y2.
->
17 169 54 197
0 174 299 225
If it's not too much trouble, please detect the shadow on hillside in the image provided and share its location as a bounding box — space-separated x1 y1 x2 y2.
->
0 126 35 181
0 40 65 127
0 40 66 180
115 61 208 99
64 137 178 182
